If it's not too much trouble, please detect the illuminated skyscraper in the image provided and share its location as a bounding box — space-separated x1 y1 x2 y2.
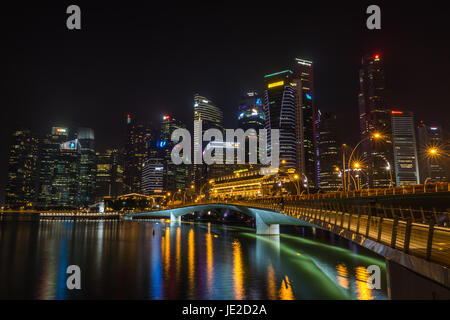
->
358 53 394 188
38 127 81 209
236 91 266 169
76 127 96 206
316 111 341 192
391 110 419 186
160 115 188 192
96 149 123 201
123 114 153 194
193 94 223 189
263 70 297 169
38 127 68 207
293 58 317 187
238 92 266 132
417 122 447 183
141 158 165 195
5 129 39 208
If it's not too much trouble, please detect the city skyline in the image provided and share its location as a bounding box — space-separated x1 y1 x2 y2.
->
2 2 450 202
2 2 450 303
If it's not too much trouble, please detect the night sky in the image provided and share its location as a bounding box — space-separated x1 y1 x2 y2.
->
1 1 449 202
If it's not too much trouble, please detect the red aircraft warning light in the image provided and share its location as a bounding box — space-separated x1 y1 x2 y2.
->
374 54 381 60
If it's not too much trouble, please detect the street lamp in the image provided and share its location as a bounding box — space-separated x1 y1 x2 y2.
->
199 179 214 201
347 132 383 189
427 147 439 157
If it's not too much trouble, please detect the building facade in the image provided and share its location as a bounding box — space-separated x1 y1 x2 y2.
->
263 70 297 170
141 158 165 195
5 129 39 208
76 127 97 206
416 122 447 183
160 115 188 192
358 53 394 188
391 110 420 186
96 149 123 201
193 94 224 189
236 91 266 169
316 111 341 192
293 58 317 188
123 114 153 193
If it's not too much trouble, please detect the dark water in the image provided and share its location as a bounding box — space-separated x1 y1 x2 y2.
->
0 217 388 299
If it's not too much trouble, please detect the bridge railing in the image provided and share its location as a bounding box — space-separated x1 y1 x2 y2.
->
291 182 450 200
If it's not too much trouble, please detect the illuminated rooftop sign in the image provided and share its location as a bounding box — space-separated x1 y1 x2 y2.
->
391 111 403 115
264 70 293 78
60 139 79 151
295 58 313 66
268 81 284 89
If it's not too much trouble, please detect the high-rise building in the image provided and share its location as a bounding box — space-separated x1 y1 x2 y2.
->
123 114 153 194
55 138 81 208
316 111 341 192
358 53 394 188
160 115 188 192
38 127 72 208
193 94 223 190
141 158 165 195
5 129 39 208
391 110 420 186
417 121 447 183
263 70 297 169
236 91 266 169
238 92 266 132
96 149 123 201
76 127 96 206
293 58 317 187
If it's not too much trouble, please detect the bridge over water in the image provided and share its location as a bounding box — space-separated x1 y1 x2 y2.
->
125 190 450 299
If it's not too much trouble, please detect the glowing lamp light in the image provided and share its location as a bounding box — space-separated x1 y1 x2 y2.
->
373 132 382 139
428 147 438 156
163 115 170 120
374 54 380 60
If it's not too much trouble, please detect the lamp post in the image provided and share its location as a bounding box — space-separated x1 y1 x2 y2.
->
183 184 195 204
286 173 301 195
199 179 214 202
342 144 348 192
347 132 383 190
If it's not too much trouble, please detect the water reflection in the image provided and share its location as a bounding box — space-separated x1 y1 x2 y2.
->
232 239 245 299
0 218 387 300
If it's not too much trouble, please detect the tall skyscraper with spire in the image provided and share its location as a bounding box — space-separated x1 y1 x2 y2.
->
358 53 394 188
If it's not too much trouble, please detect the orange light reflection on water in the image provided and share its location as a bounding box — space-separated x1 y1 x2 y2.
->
355 266 374 300
232 240 245 299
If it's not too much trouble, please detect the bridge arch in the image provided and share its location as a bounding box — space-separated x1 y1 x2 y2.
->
124 203 317 235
